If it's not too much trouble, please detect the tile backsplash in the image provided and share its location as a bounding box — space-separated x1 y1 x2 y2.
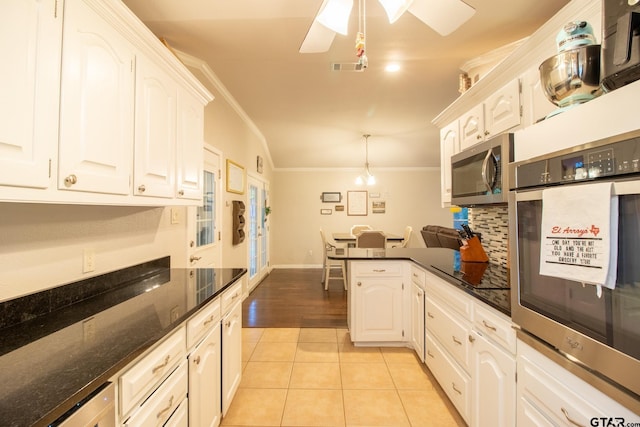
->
469 205 509 267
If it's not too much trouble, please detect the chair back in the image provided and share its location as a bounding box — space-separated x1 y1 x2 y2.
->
356 230 386 248
400 226 413 248
350 224 372 236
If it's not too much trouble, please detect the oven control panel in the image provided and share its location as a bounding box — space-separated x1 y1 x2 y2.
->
513 134 640 189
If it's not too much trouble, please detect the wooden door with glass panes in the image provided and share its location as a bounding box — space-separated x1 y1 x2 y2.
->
247 175 269 293
188 148 222 268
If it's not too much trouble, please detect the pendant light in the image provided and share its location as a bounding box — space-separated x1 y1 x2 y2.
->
355 134 376 186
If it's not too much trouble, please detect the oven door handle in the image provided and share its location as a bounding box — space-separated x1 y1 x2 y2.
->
481 150 498 193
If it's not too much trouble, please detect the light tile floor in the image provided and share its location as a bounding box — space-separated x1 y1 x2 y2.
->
223 327 466 427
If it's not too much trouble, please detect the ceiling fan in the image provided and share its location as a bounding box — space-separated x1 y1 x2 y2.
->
299 0 476 53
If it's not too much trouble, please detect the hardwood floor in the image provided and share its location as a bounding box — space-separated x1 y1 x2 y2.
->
242 268 347 328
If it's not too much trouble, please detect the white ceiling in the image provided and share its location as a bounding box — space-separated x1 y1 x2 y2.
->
122 0 570 170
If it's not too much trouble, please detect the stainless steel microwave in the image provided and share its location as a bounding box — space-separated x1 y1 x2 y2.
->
451 133 514 206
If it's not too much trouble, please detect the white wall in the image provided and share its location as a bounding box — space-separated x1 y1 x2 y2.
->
0 203 186 301
270 168 451 267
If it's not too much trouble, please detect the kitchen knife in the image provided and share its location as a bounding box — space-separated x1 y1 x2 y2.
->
462 224 474 238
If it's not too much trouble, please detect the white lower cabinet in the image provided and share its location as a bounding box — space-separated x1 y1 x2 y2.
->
350 261 408 343
423 269 515 427
188 323 222 427
222 299 243 416
123 362 187 427
517 339 639 426
470 329 515 427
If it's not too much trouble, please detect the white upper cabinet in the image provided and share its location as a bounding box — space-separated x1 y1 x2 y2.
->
176 89 205 201
440 120 460 207
0 0 62 189
460 79 521 151
0 0 212 205
134 55 177 198
58 0 135 195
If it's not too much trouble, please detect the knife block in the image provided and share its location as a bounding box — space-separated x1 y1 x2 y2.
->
460 236 489 263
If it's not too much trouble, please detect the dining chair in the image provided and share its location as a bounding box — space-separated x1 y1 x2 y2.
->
392 226 413 248
350 224 372 236
356 230 387 248
319 229 347 290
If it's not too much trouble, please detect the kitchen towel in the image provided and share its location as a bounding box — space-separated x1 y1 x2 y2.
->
539 182 618 289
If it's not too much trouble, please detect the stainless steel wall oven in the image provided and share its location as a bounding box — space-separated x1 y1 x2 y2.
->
509 130 640 413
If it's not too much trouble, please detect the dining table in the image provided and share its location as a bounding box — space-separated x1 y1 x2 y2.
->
332 232 404 244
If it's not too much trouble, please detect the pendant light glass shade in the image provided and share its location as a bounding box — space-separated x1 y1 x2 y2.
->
316 0 354 35
378 0 414 23
355 134 375 186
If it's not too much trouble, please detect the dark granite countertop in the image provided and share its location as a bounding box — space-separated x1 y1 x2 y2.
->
0 261 246 427
328 247 511 316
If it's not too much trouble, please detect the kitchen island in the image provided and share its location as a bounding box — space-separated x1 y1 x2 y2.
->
0 257 246 426
328 247 510 315
329 247 513 426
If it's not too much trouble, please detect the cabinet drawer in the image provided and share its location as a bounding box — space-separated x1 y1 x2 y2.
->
351 261 404 277
124 362 187 427
221 280 242 314
120 327 186 416
163 396 188 427
425 332 471 424
424 272 472 320
410 265 426 289
473 303 516 354
425 296 471 370
187 296 221 349
518 353 606 426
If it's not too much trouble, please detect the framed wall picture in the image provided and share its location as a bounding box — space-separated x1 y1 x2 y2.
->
321 192 342 203
347 191 368 216
226 159 245 194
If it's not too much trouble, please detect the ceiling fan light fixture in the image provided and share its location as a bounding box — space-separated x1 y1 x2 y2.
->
378 0 414 23
316 0 354 35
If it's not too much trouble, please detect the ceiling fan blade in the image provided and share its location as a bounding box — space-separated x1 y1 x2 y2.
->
299 19 337 53
408 0 475 36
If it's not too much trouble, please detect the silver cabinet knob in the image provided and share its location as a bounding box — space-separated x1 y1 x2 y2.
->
178 189 184 196
138 184 146 193
64 174 77 186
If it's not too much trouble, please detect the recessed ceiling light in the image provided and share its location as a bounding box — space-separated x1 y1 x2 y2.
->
385 63 401 72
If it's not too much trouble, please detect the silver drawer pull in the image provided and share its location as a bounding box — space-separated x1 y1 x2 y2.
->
193 355 201 365
452 336 462 345
427 350 435 358
373 269 386 272
452 383 462 395
231 292 239 300
427 312 434 319
152 355 170 374
561 408 585 427
482 320 497 331
190 255 202 262
468 335 476 343
157 395 174 419
203 315 215 326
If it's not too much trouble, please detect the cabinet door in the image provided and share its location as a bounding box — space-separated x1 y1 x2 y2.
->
439 121 459 207
222 300 242 416
484 79 521 138
353 278 404 342
521 67 555 126
176 89 204 200
189 324 222 427
459 104 485 150
58 0 134 195
470 330 515 427
411 282 425 362
0 0 61 189
134 55 177 198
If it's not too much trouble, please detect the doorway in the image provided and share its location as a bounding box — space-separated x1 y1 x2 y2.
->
247 174 269 293
187 147 222 268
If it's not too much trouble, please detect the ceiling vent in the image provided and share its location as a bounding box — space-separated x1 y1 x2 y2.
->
331 62 365 72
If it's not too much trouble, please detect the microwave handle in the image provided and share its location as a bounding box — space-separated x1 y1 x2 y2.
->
481 150 498 192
